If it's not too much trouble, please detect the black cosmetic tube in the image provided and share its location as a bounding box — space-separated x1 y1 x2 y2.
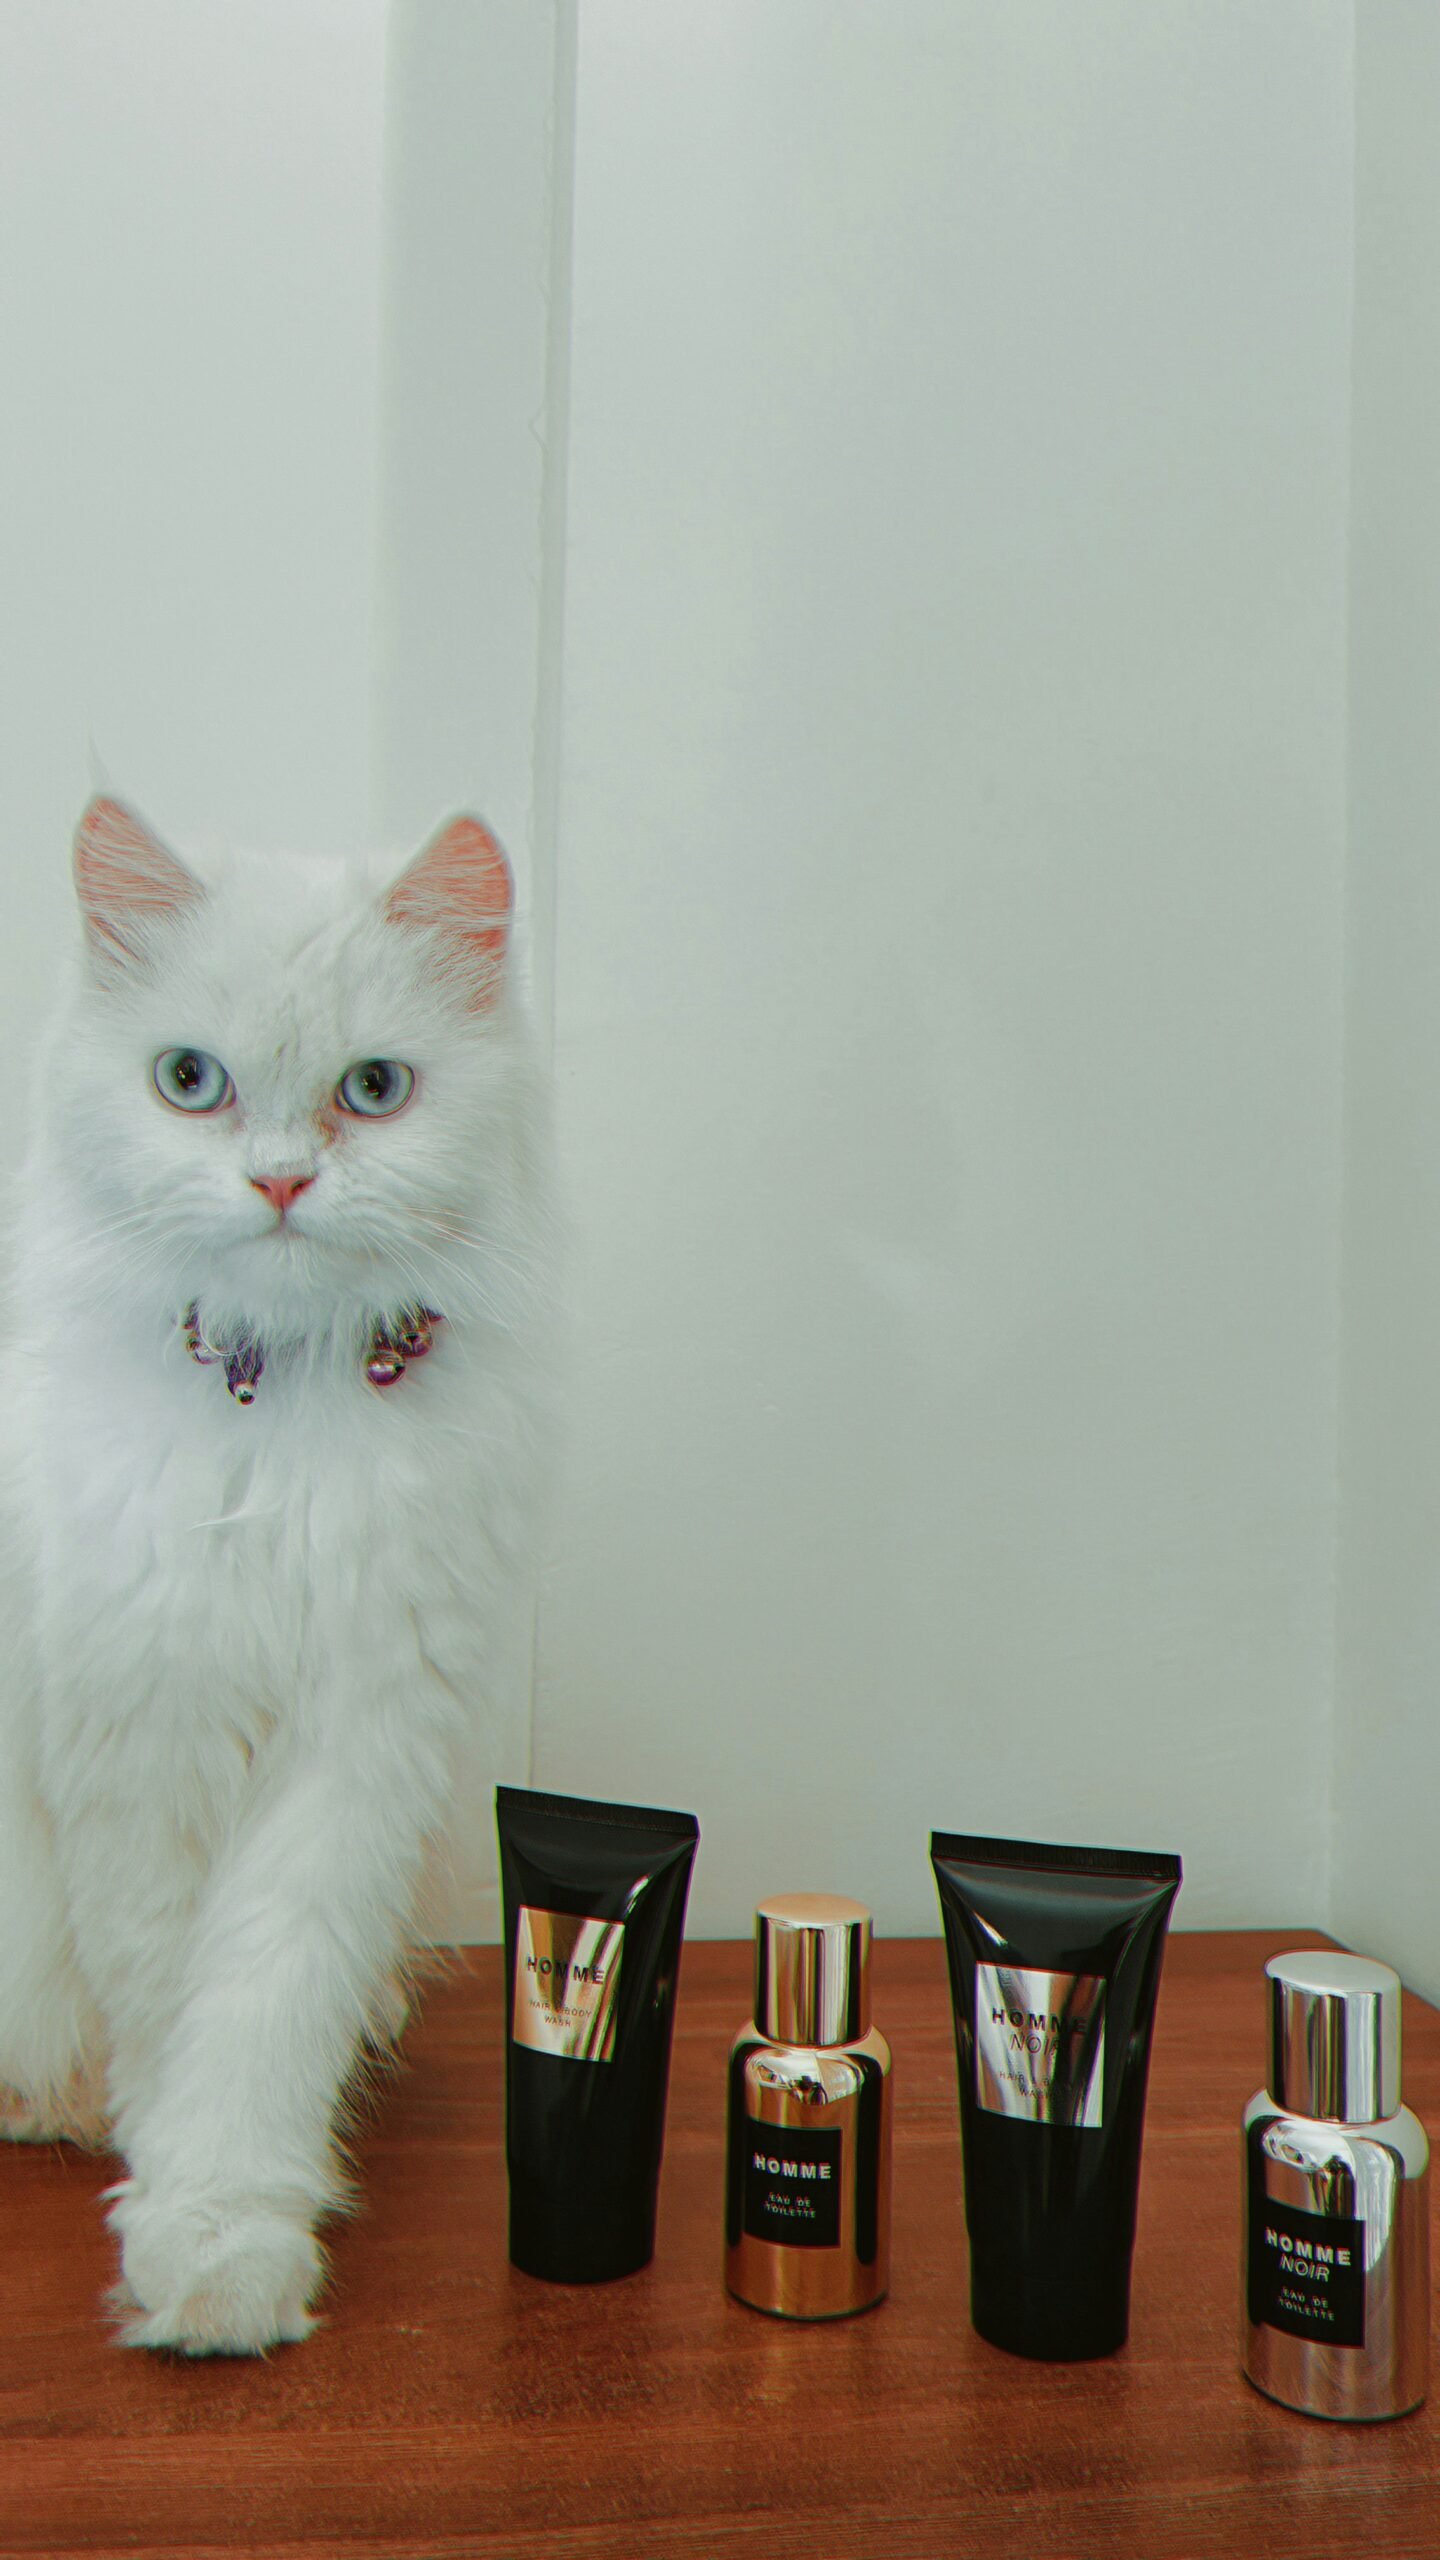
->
930 1830 1181 2361
496 1784 699 2283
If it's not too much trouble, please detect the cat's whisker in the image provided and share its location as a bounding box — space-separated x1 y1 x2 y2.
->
368 1246 445 1313
407 1214 534 1277
82 1227 189 1293
77 1206 179 1246
391 1213 520 1277
370 1236 525 1333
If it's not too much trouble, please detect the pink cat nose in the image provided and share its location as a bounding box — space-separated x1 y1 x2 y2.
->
251 1173 314 1217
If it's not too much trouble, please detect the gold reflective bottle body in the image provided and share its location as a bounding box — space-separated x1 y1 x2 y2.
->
724 1893 892 2321
726 2024 892 2318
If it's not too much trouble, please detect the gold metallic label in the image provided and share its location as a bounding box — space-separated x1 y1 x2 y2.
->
513 1907 625 2062
975 1962 1106 2127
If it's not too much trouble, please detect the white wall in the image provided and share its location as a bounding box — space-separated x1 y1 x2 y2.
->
0 0 389 1149
1334 3 1440 2004
372 0 569 942
534 2 1353 1936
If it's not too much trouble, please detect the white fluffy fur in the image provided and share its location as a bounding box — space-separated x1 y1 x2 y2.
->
0 807 551 2354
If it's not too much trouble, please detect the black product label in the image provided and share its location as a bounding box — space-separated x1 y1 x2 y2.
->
1250 2193 1366 2349
743 2121 842 2249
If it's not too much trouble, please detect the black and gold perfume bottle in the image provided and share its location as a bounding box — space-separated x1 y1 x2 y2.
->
725 1894 892 2319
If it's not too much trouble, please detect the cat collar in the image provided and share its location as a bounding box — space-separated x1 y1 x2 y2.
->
180 1303 442 1405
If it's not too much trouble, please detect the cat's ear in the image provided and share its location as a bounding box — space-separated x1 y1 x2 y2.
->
73 797 203 973
384 816 512 1009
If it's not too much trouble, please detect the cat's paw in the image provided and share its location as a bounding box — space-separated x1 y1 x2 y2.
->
108 2183 323 2356
0 2057 110 2148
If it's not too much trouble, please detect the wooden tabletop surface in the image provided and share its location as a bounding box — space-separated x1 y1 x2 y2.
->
2 1928 1437 2559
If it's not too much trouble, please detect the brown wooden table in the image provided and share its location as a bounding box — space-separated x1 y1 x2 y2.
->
2 1930 1437 2558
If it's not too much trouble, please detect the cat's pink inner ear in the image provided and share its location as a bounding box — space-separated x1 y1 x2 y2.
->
385 817 513 1004
73 797 202 962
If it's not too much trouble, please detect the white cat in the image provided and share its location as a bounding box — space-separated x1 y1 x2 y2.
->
0 798 551 2353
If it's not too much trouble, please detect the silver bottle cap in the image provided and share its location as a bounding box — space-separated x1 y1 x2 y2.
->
754 1893 871 2046
1266 1949 1402 2123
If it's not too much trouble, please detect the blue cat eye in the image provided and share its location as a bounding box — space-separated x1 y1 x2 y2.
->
335 1059 416 1119
153 1049 235 1114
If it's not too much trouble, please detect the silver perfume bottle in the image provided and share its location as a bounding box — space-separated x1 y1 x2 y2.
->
1242 1950 1429 2420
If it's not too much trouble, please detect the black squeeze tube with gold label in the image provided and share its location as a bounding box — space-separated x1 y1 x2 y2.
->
930 1830 1181 2362
496 1784 699 2284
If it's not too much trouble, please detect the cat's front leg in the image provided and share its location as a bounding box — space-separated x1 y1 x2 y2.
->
110 1705 448 2355
0 1687 107 2145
